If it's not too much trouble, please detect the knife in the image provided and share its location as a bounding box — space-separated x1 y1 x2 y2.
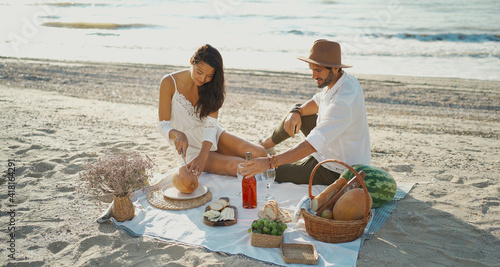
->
181 148 189 172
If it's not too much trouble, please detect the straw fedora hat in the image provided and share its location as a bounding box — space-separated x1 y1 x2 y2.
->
297 39 352 68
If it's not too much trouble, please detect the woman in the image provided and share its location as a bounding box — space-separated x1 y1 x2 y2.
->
158 44 266 178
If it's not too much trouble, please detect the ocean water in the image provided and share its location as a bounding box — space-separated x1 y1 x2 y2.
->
1 0 499 80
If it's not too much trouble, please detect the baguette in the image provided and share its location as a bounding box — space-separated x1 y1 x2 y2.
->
311 177 347 211
215 199 229 209
317 171 366 215
264 200 279 220
209 202 224 211
208 198 230 211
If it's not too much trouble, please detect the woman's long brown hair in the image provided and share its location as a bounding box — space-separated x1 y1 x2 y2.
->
190 44 225 120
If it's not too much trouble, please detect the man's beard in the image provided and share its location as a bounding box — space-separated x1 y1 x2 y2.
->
317 70 335 88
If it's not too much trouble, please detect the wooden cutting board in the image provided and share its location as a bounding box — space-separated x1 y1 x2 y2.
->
203 197 238 227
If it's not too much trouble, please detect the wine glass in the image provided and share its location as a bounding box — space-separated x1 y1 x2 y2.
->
262 168 276 200
236 163 244 196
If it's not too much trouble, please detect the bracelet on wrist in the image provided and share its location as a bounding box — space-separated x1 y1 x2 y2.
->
290 106 302 116
267 156 273 169
272 155 278 169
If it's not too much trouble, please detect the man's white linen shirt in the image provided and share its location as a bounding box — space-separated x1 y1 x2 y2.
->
305 71 371 173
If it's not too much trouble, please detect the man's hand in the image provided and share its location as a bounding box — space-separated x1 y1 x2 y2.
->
284 112 301 138
241 157 269 178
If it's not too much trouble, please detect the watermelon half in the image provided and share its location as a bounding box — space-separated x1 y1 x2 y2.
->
340 164 397 208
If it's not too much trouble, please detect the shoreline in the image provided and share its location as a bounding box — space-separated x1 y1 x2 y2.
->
1 56 499 266
3 55 499 82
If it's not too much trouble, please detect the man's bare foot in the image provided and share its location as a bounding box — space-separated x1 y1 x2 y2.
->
259 137 276 155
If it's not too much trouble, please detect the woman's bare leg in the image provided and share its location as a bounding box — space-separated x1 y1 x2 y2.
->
203 152 242 176
203 131 267 176
217 131 267 158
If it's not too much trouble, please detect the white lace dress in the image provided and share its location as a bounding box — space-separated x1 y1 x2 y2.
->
167 74 224 165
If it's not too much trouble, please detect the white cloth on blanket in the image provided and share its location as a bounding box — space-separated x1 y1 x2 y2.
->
110 172 413 266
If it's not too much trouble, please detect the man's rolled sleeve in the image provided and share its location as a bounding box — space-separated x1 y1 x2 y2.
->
312 92 322 106
306 101 352 153
305 129 326 152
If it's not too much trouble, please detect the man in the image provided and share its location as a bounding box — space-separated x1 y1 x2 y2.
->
242 39 371 185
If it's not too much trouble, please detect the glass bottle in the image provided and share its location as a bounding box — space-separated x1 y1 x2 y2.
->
242 152 257 209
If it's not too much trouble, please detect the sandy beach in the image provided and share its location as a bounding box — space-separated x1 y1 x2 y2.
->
1 57 499 266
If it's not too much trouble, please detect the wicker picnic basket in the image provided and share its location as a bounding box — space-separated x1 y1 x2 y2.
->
302 159 372 243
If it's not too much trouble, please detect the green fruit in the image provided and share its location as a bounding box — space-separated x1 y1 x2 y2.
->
340 164 397 208
250 218 288 236
271 228 278 235
321 209 333 219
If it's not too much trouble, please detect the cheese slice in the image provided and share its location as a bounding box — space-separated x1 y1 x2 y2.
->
203 210 221 221
219 207 235 221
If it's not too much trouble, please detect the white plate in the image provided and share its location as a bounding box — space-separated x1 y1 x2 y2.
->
162 184 208 200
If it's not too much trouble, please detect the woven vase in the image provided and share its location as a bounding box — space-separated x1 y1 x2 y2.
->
112 194 135 222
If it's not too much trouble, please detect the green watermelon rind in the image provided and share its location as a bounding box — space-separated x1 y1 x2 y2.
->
340 164 397 208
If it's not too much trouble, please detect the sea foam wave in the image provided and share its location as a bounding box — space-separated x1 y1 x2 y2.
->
42 22 155 30
37 2 109 7
391 33 500 43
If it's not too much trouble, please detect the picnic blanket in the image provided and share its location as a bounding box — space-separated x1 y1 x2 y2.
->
99 171 413 266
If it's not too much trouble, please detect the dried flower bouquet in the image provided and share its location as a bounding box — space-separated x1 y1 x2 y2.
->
80 151 156 197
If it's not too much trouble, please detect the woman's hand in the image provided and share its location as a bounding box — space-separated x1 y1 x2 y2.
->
173 131 189 157
241 157 269 178
187 153 208 178
284 112 301 138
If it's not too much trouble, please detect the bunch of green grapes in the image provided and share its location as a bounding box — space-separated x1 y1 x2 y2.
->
248 218 287 236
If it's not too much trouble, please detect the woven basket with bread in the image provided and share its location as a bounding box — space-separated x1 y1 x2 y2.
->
302 159 372 243
258 199 293 223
